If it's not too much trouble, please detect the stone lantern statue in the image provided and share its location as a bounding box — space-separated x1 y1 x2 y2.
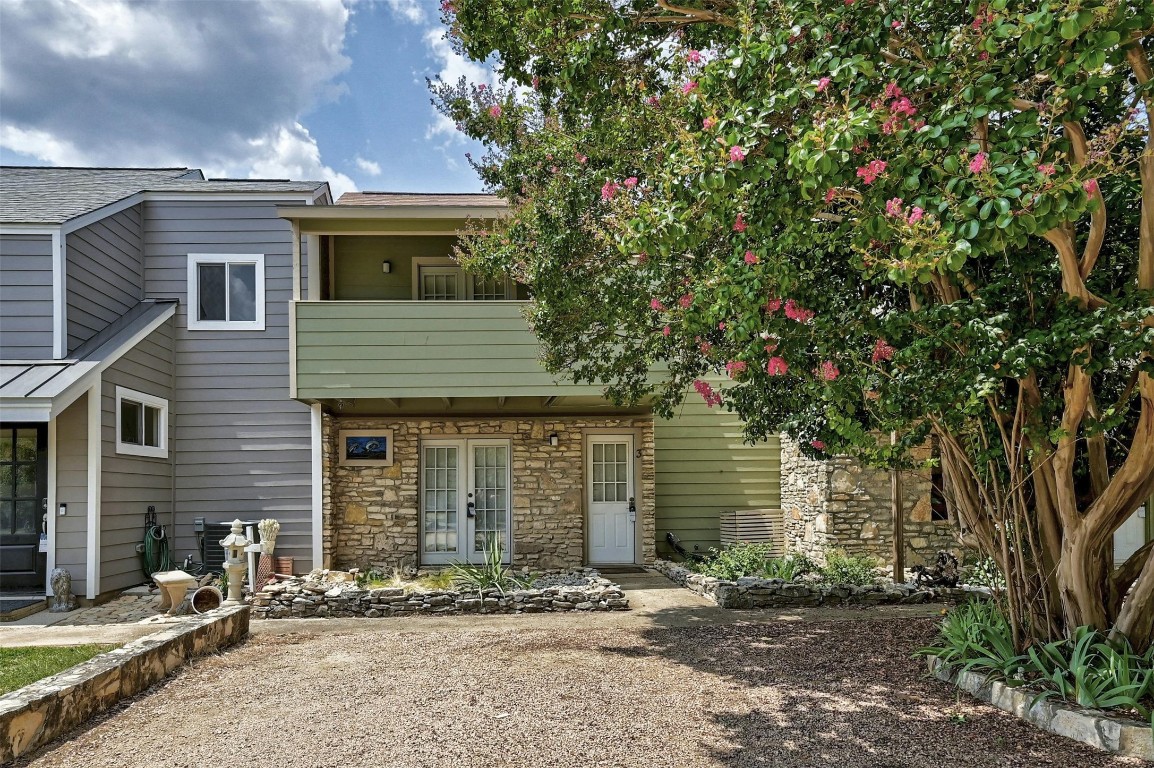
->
219 519 249 606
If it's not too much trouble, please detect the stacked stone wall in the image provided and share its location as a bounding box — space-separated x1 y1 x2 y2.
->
323 414 655 570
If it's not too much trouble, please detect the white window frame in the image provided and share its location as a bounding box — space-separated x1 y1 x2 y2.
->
187 253 266 331
115 386 169 459
411 256 514 301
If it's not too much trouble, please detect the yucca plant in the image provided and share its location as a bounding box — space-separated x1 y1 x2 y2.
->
449 536 527 596
1026 627 1154 717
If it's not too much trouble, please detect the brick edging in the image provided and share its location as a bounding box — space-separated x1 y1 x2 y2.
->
0 605 249 763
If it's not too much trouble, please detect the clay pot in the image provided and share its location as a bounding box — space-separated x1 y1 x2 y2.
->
275 556 294 576
191 585 223 614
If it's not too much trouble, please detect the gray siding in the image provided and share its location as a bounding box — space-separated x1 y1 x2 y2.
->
0 233 54 359
55 393 89 597
100 317 174 592
67 205 144 352
143 201 314 568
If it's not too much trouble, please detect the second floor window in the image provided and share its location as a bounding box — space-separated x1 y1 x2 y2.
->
187 254 265 330
116 386 168 459
412 257 512 301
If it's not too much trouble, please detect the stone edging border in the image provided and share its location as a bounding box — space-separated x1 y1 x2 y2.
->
0 605 249 763
650 559 991 608
928 657 1154 760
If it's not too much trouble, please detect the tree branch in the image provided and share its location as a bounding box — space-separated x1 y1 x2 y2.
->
1062 121 1107 278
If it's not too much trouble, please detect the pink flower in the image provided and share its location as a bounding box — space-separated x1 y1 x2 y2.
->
871 338 896 363
969 152 988 174
662 325 671 337
1083 178 1099 195
767 356 789 376
817 77 832 93
884 82 903 100
978 51 989 61
891 20 902 29
678 293 693 308
488 104 502 118
601 181 619 201
681 81 698 94
817 361 840 381
440 0 455 12
824 188 837 203
623 176 638 189
729 146 747 162
477 84 487 91
810 440 826 450
885 197 904 217
699 340 713 354
856 159 887 185
890 97 917 117
646 95 661 107
766 298 782 314
650 298 665 311
1038 163 1056 177
907 206 924 224
575 152 588 164
784 299 814 323
686 49 702 64
693 379 722 408
725 360 748 379
743 250 759 265
703 116 718 130
733 213 747 232
718 322 727 331
531 75 540 90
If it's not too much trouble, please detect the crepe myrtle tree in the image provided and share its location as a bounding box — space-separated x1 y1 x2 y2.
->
431 0 1154 649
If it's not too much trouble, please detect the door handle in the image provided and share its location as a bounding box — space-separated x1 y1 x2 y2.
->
628 496 636 522
466 492 476 518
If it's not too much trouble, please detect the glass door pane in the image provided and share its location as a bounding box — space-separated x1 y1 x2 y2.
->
471 444 509 558
421 444 459 560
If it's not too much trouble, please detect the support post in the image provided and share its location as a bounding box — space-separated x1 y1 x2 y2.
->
891 431 905 582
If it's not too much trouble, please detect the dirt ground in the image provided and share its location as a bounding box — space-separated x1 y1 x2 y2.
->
15 614 1143 768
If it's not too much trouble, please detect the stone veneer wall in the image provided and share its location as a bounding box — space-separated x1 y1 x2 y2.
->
780 436 962 568
324 414 655 570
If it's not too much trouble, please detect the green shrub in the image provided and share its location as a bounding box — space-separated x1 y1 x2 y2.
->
963 556 1006 590
449 536 527 595
819 550 880 586
691 544 817 581
918 600 1027 683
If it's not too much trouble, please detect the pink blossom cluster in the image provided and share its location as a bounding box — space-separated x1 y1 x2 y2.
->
681 81 698 94
817 77 832 93
440 1 455 13
784 299 814 323
725 360 747 379
969 152 988 174
678 293 694 308
816 361 840 381
650 298 665 311
733 213 747 232
766 298 782 314
856 159 887 185
767 356 789 376
686 49 702 64
824 188 837 204
743 250 759 265
810 440 826 450
1037 163 1056 177
488 105 502 118
871 338 896 363
878 83 918 134
693 379 722 408
601 181 619 201
1084 178 1099 195
885 198 924 225
729 146 746 162
624 177 638 189
703 116 718 130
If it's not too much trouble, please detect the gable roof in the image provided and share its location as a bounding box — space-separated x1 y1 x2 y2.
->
0 166 329 225
338 191 505 208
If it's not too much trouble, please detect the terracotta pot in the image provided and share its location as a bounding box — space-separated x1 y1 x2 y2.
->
191 585 223 614
275 556 294 576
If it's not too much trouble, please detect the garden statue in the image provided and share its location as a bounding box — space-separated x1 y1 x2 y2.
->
49 567 78 612
911 551 960 589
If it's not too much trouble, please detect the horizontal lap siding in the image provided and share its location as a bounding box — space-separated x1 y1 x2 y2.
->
143 201 314 569
55 394 89 597
66 206 143 351
0 234 54 358
295 302 605 399
654 398 781 557
100 318 174 593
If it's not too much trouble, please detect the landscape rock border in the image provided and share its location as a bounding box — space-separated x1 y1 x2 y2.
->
0 605 249 764
251 569 629 619
651 559 990 608
929 657 1154 760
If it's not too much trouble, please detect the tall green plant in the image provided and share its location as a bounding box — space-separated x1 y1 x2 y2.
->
449 537 527 596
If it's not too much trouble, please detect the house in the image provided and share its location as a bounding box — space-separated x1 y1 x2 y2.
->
0 167 330 599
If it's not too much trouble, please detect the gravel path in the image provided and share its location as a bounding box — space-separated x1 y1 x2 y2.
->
15 616 1142 768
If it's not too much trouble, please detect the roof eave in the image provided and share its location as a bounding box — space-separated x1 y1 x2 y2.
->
276 204 508 221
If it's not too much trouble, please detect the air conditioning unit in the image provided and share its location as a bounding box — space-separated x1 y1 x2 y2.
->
194 518 262 574
719 509 785 555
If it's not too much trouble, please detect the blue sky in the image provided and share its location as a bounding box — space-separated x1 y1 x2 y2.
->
0 0 492 198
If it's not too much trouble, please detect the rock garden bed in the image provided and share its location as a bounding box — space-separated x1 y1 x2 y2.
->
250 568 629 619
652 558 989 609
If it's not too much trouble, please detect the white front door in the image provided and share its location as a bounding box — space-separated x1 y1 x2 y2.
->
588 435 635 564
421 439 511 565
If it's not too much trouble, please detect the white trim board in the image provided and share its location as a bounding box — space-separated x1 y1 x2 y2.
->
85 380 101 600
52 230 65 359
45 415 57 597
310 403 323 571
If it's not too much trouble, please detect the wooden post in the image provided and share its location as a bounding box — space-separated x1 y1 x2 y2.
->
891 431 905 582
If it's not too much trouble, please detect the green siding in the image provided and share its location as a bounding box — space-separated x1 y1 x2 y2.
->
295 301 609 399
654 398 781 557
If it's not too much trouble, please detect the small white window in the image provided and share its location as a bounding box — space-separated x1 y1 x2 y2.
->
116 386 168 458
187 253 265 330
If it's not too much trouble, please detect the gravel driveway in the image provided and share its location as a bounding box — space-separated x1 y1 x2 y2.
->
14 615 1142 768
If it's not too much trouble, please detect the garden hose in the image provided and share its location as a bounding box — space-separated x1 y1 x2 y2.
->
141 508 173 579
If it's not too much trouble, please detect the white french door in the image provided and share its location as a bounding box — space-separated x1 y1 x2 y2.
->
421 439 511 565
587 435 636 564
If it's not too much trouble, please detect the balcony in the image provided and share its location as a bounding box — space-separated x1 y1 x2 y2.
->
292 300 613 403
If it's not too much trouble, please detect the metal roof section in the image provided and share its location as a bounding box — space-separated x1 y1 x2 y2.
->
337 192 505 207
0 299 177 421
279 192 507 222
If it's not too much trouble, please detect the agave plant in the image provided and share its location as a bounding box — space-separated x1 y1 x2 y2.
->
449 536 527 596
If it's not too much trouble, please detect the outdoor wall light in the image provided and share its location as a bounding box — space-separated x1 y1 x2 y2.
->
548 433 559 447
381 260 392 274
58 503 67 516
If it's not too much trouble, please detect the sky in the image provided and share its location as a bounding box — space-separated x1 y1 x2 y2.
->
0 0 495 198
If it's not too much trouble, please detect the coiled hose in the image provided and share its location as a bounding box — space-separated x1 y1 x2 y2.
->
142 518 173 578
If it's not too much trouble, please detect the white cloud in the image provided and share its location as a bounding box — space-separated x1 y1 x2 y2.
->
355 156 383 176
382 0 425 24
0 0 355 191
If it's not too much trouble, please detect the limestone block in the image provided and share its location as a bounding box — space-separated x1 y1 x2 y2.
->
344 504 368 524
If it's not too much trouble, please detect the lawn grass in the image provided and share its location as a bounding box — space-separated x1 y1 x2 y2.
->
0 644 118 695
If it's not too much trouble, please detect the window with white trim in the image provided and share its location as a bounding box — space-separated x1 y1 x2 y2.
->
411 257 514 301
187 253 265 330
116 386 168 458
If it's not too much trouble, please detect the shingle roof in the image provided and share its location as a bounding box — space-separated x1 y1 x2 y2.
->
0 167 328 225
338 191 505 207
